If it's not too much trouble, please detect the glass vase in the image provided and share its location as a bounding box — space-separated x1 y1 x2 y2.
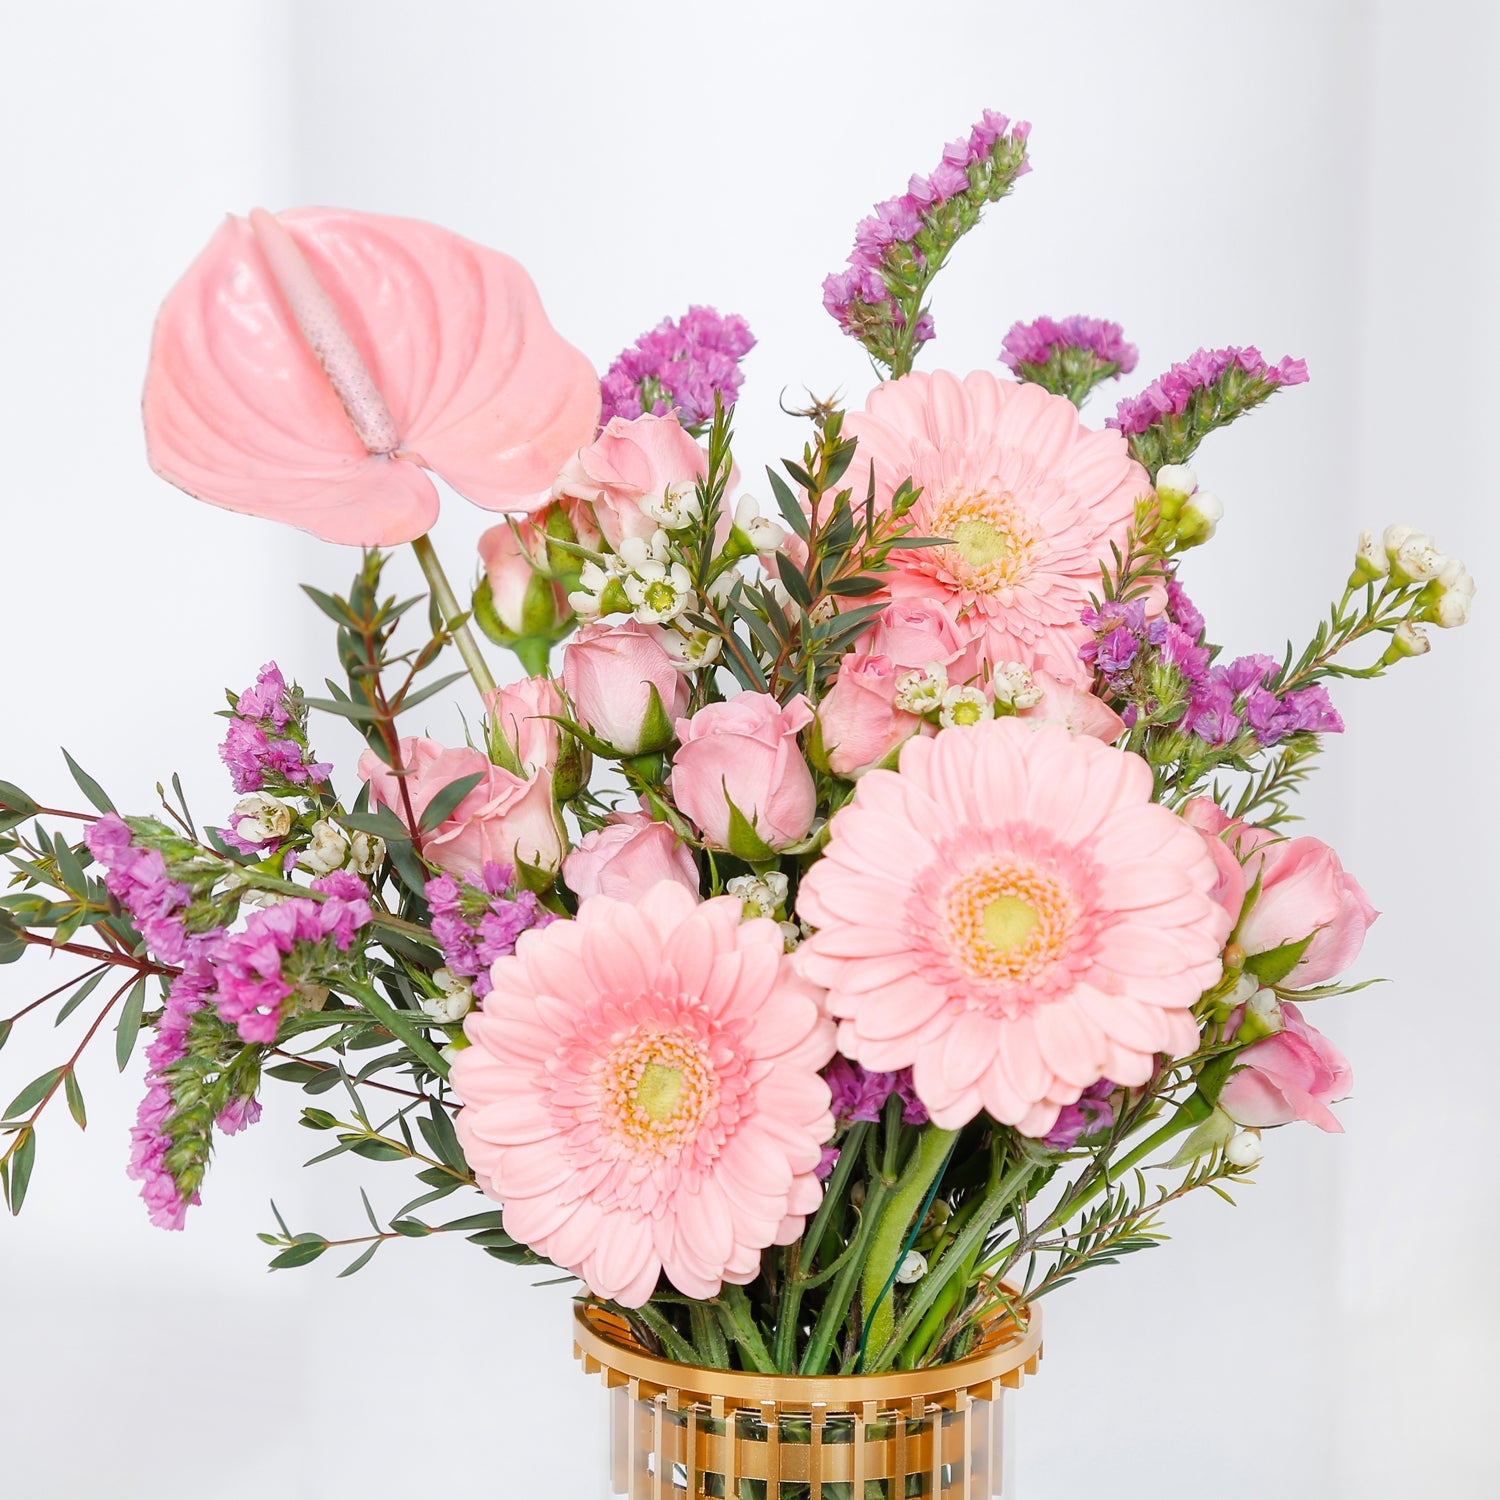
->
574 1298 1041 1499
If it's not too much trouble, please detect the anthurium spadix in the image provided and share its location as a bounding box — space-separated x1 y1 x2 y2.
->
142 207 601 545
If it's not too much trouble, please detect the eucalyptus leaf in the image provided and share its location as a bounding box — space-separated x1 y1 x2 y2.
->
4 1066 65 1121
417 772 486 833
114 977 148 1072
61 750 115 814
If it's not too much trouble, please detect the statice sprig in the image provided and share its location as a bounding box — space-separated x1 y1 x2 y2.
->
1001 315 1139 406
599 307 756 436
824 109 1031 377
1111 345 1309 478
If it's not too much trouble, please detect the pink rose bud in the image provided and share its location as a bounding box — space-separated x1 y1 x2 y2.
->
670 692 817 855
855 599 985 683
562 813 700 901
552 413 713 550
474 507 580 673
1179 799 1376 987
815 652 919 777
1220 1001 1353 1132
358 737 563 877
484 676 564 778
562 620 690 756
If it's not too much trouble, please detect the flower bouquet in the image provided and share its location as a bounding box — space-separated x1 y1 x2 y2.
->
0 108 1473 1497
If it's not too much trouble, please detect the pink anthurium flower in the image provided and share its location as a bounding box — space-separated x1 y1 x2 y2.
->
143 207 600 545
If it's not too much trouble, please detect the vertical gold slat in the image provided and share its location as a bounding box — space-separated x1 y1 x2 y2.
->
683 1404 698 1499
809 1402 826 1500
931 1400 944 1499
894 1399 908 1488
970 1398 990 1500
723 1402 738 1500
992 1392 1007 1498
760 1401 779 1493
611 1385 630 1497
653 1392 666 1500
853 1399 875 1496
950 1391 971 1500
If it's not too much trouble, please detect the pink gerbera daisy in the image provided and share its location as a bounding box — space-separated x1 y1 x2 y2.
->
450 881 835 1307
796 719 1229 1134
841 370 1151 683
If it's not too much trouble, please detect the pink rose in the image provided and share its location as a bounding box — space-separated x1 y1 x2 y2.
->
1220 1001 1353 1132
485 676 563 776
816 652 919 777
562 812 699 901
562 620 689 755
1181 798 1377 987
552 413 710 550
855 599 984 683
1019 672 1126 742
358 737 563 877
475 516 570 647
671 692 817 853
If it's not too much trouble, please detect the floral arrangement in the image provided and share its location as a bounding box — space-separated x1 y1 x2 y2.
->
0 109 1473 1380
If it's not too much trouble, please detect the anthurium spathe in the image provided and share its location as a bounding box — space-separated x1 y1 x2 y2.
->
143 207 600 545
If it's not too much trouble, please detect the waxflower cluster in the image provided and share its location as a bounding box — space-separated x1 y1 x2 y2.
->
0 106 1474 1391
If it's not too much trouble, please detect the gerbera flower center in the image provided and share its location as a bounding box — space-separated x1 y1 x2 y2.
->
940 860 1080 984
926 484 1042 595
598 1024 719 1165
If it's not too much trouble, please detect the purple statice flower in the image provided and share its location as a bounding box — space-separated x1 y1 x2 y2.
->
1001 315 1139 375
1244 684 1345 745
825 1057 929 1127
823 109 1030 356
127 959 217 1230
1079 598 1166 689
1095 627 1140 677
599 306 756 430
1182 676 1243 747
1166 578 1205 641
1044 1080 1116 1150
85 813 194 964
212 891 371 1044
1111 347 1309 437
219 662 332 795
424 867 553 1001
1219 654 1280 695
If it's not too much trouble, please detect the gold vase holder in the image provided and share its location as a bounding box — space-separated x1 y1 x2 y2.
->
574 1296 1042 1498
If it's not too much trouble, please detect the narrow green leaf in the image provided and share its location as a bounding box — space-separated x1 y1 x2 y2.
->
0 780 39 817
396 670 470 715
9 1128 36 1214
348 1138 408 1162
60 750 115 814
300 584 357 626
52 837 87 895
4 1066 65 1120
299 1108 338 1130
54 968 107 1026
349 981 449 1079
114 977 147 1071
63 1070 86 1130
390 1218 430 1238
360 1186 382 1233
266 1060 322 1084
439 1211 508 1234
465 1228 521 1249
418 1104 467 1173
337 1242 382 1278
417 772 486 833
338 807 412 840
0 1019 11 1052
270 1240 328 1270
766 467 811 541
299 695 384 724
774 551 814 609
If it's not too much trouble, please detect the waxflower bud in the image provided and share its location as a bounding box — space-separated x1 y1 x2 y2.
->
1154 465 1198 514
420 969 475 1025
991 660 1041 709
639 481 702 532
1392 532 1446 583
894 663 947 715
299 818 349 875
1421 555 1475 629
1176 489 1223 547
348 830 386 875
1226 1129 1264 1168
726 871 790 920
1381 620 1431 664
895 1250 928 1284
1349 529 1391 587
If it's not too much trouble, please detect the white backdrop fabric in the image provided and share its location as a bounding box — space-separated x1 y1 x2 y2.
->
2 3 1496 1497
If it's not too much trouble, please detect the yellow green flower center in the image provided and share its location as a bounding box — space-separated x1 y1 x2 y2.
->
942 862 1079 984
927 485 1041 595
951 518 1011 568
599 1024 718 1164
634 1062 685 1122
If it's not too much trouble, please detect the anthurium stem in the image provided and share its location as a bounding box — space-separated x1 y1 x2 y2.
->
410 534 496 698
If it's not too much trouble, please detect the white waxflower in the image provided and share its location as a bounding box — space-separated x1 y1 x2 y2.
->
348 830 386 875
705 571 738 610
1179 489 1223 542
807 596 838 626
1355 529 1390 578
618 530 672 571
779 919 809 951
1393 532 1446 582
1393 619 1431 657
726 871 789 920
624 559 695 625
991 660 1041 709
232 792 294 843
420 968 475 1025
1154 464 1198 500
1430 556 1475 628
569 556 627 618
659 626 723 671
299 818 349 875
894 663 947 715
1226 1130 1264 1169
895 1250 928 1285
939 685 991 728
640 481 702 532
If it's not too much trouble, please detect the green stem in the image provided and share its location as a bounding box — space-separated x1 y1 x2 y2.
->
410 534 496 698
799 1174 892 1375
773 1122 869 1371
510 636 553 679
1058 1093 1208 1222
345 978 449 1080
865 1157 1034 1374
630 1303 700 1365
858 1126 957 1366
716 1286 776 1374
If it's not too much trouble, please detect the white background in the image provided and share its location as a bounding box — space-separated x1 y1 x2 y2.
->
2 3 1496 1496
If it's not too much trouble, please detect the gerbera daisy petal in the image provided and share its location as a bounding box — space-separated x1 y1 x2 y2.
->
452 879 836 1307
800 718 1224 1132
